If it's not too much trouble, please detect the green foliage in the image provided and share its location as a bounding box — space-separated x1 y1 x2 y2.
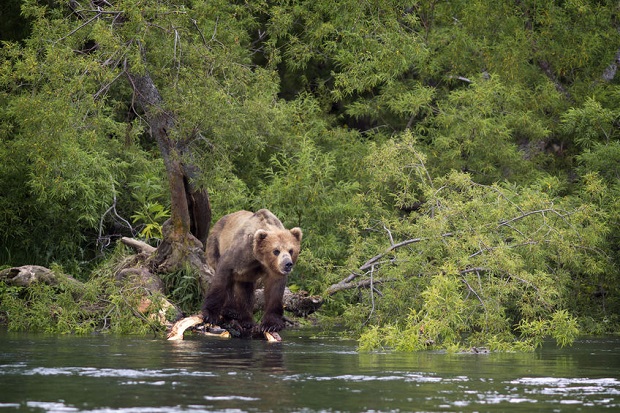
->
352 139 610 350
262 0 427 101
517 310 580 349
0 254 168 335
561 98 619 149
129 175 170 241
159 264 203 315
424 75 548 183
1 0 619 347
252 137 363 293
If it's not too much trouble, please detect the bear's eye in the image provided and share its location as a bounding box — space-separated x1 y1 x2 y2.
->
289 249 294 256
273 249 280 256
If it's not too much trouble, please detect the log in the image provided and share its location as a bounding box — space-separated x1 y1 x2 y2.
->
166 315 281 341
0 265 82 288
254 287 323 317
166 288 323 340
121 237 157 255
167 315 205 340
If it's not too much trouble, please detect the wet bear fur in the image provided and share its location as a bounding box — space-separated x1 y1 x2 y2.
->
202 209 302 333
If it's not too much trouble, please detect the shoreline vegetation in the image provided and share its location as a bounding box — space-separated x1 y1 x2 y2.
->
1 0 619 350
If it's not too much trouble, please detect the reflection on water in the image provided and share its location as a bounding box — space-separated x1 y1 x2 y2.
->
0 328 618 412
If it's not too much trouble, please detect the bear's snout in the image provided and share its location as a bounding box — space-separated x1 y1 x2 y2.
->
281 258 294 274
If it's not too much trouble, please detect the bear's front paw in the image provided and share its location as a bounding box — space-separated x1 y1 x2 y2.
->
226 319 256 333
221 307 240 321
240 319 256 331
202 311 220 327
260 315 285 332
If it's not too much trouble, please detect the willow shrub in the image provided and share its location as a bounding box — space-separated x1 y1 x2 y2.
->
349 133 608 351
0 251 171 335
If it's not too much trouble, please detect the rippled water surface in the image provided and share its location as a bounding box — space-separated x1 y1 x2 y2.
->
0 328 618 412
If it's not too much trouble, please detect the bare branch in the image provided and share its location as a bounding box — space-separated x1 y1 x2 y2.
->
121 237 157 255
93 68 125 100
461 276 486 308
447 75 472 83
359 237 425 271
328 232 453 295
56 12 102 42
382 223 395 246
363 265 377 325
98 182 136 252
326 277 394 296
191 19 208 46
498 208 559 227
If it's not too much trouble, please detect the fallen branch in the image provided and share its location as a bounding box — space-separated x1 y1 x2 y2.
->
326 278 394 296
121 237 157 255
255 287 323 317
359 237 426 272
166 315 282 341
0 265 83 288
167 315 204 340
327 234 452 295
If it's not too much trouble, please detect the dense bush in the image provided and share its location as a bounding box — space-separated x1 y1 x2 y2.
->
1 0 619 349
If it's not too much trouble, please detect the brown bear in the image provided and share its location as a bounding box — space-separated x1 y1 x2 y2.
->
202 209 302 333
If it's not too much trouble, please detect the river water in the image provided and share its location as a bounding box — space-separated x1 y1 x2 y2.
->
0 328 618 412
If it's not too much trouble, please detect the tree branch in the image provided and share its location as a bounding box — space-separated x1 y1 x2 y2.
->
121 237 157 255
359 237 426 271
537 59 572 101
326 277 394 296
498 208 557 227
327 232 453 295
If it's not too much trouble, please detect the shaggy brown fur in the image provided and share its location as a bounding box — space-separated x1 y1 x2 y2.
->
202 209 302 332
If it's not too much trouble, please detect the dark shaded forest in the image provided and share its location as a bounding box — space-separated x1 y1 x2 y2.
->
1 0 619 350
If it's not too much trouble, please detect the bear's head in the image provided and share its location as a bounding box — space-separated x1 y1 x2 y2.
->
253 227 303 276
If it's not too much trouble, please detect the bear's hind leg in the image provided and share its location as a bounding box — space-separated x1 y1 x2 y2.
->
201 275 232 326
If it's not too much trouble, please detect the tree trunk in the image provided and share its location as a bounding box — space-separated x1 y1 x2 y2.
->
125 55 211 276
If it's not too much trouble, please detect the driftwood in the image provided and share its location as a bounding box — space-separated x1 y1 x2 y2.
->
166 315 281 342
165 288 322 341
0 265 82 288
120 237 156 255
255 287 323 317
167 315 210 340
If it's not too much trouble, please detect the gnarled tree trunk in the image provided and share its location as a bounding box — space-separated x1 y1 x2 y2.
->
125 54 211 280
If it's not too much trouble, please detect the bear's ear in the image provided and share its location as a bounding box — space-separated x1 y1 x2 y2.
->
255 229 269 242
290 227 303 243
